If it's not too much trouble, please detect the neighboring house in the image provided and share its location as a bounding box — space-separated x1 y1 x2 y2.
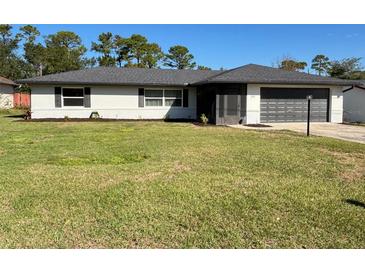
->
0 76 16 108
343 82 365 123
18 64 359 124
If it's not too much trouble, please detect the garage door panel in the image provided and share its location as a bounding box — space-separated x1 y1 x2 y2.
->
260 88 329 123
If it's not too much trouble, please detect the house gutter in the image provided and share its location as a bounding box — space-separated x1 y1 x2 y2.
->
15 81 190 87
354 85 365 91
342 85 354 93
192 81 359 86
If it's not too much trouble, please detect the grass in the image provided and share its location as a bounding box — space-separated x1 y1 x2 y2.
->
0 109 364 248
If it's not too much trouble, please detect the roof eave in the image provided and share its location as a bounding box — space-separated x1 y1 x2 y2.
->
17 81 189 87
191 80 359 86
0 81 17 86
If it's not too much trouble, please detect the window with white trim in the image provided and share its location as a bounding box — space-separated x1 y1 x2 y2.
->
145 89 163 106
144 89 183 107
164 89 182 107
62 88 84 107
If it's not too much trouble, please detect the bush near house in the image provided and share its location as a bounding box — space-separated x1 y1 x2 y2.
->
0 110 364 248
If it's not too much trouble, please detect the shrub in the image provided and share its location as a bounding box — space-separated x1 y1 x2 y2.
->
90 111 100 119
24 110 31 120
200 113 209 125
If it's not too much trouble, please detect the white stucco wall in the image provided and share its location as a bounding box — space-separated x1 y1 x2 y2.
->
0 84 14 108
30 85 197 119
246 84 261 124
246 84 344 124
329 86 343 123
343 87 365 122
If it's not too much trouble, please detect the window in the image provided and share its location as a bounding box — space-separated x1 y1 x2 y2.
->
63 88 84 107
145 89 163 106
144 89 183 107
164 90 182 107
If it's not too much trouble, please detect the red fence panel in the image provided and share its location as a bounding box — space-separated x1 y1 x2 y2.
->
13 92 30 108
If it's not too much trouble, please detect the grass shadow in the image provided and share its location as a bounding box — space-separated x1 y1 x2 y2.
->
163 118 196 123
5 114 25 118
245 124 272 128
343 199 365 209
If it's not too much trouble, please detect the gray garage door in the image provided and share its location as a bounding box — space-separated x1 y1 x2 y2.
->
260 88 329 123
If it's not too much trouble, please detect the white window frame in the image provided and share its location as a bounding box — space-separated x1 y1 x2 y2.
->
144 88 183 108
144 88 164 107
164 89 183 107
62 87 85 108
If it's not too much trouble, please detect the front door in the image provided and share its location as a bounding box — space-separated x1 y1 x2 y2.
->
216 85 247 125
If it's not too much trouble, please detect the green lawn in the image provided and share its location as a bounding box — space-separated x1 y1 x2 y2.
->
0 109 364 248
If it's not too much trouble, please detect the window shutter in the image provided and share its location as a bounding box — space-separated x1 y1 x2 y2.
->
138 88 144 107
183 89 189 108
84 87 91 108
55 87 61 108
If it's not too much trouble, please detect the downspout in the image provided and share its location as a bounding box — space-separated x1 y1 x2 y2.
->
342 85 354 93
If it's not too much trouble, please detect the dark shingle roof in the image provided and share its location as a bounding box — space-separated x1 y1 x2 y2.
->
17 64 360 86
193 64 360 86
0 76 16 86
17 67 221 86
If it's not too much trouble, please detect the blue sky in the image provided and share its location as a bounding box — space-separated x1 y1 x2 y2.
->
13 24 365 71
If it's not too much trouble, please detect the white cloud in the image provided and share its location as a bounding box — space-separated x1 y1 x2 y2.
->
345 33 360 38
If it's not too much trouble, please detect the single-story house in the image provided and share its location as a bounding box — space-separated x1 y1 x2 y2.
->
17 64 360 124
0 76 16 108
343 82 365 123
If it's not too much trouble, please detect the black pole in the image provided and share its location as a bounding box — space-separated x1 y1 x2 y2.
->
307 98 311 136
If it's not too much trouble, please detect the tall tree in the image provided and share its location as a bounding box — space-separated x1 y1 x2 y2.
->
85 57 97 68
91 32 116 67
114 35 131 67
326 57 363 79
0 24 24 79
43 31 88 74
19 25 46 77
141 43 164 68
114 34 163 68
197 65 211 70
164 45 196 69
311 54 330 76
115 34 149 67
126 34 148 67
278 58 307 72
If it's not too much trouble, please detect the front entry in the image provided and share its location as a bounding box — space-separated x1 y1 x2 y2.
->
216 84 247 125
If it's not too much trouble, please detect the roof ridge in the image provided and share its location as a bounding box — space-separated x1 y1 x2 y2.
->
231 63 343 81
102 66 222 73
250 63 333 79
196 65 249 83
17 63 359 86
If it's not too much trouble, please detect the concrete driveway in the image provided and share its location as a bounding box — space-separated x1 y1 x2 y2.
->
230 123 365 144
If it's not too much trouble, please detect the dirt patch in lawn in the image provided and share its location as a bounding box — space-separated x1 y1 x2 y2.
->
321 148 365 183
173 161 191 173
132 171 163 183
48 153 150 166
